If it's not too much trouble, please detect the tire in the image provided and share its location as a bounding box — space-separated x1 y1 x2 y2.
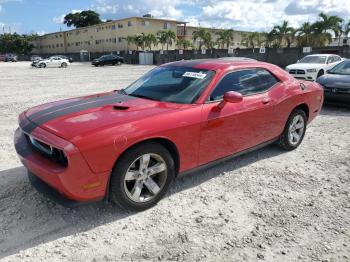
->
39 63 46 68
316 70 324 79
278 109 307 151
61 62 67 68
110 142 175 211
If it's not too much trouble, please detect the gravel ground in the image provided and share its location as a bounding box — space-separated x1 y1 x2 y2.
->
0 62 349 262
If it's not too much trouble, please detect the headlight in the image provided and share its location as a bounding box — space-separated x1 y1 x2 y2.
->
307 69 317 72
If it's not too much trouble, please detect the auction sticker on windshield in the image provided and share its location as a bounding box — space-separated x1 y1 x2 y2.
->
182 72 207 79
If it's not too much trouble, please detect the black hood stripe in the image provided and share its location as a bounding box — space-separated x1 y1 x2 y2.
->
28 92 124 121
21 94 135 133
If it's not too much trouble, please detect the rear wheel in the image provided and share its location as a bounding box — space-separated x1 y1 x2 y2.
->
278 109 307 150
61 62 67 68
110 142 175 211
39 63 46 68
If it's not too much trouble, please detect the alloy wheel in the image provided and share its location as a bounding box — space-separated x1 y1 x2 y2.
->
288 114 305 146
123 153 167 203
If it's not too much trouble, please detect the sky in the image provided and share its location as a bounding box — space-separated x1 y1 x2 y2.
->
0 0 350 35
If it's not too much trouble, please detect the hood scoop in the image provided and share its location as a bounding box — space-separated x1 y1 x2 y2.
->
113 105 129 110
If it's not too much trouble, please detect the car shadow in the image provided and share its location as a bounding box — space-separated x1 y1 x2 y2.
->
0 144 286 259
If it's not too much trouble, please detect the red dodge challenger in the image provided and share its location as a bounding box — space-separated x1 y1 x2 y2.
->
14 59 324 211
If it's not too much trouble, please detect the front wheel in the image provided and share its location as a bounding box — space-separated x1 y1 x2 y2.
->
61 62 67 68
39 63 46 68
110 142 175 211
278 109 307 150
316 70 324 79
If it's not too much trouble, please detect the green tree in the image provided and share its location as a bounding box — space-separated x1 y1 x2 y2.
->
295 22 314 47
272 20 295 47
241 32 261 49
157 30 176 51
176 38 193 50
63 10 102 28
215 29 234 48
144 34 158 51
344 21 350 44
0 33 35 54
192 28 212 50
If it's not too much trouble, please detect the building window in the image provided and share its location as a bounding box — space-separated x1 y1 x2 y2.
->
67 43 70 47
141 20 149 27
118 23 123 28
163 22 171 29
95 40 99 45
118 37 122 43
76 42 80 46
128 21 133 27
111 25 116 30
60 43 63 47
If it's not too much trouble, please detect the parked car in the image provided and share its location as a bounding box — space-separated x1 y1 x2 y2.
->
286 54 344 81
15 59 323 211
5 54 17 62
92 54 124 66
30 55 42 62
56 55 73 63
316 60 350 106
32 56 69 68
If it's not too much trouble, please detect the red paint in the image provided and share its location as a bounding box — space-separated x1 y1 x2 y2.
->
14 59 324 202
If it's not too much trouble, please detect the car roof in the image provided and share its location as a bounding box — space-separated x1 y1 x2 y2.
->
163 58 265 71
305 54 338 57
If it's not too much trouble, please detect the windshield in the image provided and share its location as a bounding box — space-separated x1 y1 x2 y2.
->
298 56 327 64
124 66 215 104
328 60 350 75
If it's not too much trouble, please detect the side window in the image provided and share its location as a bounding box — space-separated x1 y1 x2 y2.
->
334 56 341 62
210 69 278 101
327 56 335 64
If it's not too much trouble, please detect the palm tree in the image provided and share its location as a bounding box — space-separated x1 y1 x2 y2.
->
241 32 260 49
134 33 146 51
295 22 314 46
176 38 193 50
311 22 332 47
157 30 176 52
273 20 295 47
124 36 136 50
144 34 158 51
215 29 234 49
344 21 350 44
314 12 343 46
192 28 212 50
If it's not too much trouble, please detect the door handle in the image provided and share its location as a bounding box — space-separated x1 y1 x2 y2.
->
262 98 271 104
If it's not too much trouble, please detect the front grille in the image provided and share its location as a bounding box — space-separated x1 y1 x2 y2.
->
323 86 350 94
25 134 68 166
289 69 305 75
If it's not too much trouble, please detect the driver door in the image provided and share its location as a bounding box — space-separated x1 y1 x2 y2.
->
198 68 280 165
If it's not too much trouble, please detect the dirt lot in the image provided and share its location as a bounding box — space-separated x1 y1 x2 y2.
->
0 62 349 262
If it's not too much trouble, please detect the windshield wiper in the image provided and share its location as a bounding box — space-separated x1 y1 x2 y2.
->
118 89 127 95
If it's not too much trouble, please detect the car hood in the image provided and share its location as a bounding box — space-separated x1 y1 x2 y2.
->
286 63 324 70
317 74 350 88
23 92 186 140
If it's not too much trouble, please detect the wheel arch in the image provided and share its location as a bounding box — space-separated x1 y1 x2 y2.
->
293 103 309 121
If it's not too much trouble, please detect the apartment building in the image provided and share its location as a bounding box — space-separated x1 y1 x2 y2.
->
32 16 249 54
33 17 186 54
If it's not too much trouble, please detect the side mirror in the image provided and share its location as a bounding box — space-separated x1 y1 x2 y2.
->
223 91 243 103
217 91 243 109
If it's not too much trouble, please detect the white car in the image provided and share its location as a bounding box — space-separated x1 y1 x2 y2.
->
286 54 344 81
33 56 70 68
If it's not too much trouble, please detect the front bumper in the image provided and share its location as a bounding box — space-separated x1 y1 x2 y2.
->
324 90 350 106
14 126 110 205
